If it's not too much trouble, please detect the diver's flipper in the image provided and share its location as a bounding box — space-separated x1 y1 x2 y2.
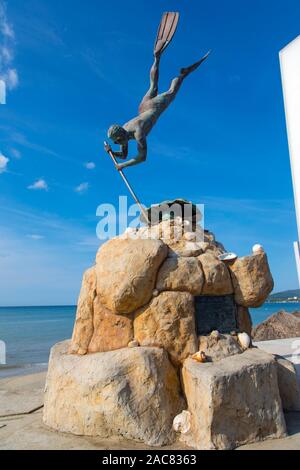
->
180 50 212 76
154 11 179 56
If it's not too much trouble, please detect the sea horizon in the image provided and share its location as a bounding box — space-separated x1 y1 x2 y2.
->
1 300 299 308
1 302 300 379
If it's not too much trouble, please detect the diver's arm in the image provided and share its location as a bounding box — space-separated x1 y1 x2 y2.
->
117 136 147 169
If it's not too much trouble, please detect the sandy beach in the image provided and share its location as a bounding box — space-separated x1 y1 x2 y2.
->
1 338 300 451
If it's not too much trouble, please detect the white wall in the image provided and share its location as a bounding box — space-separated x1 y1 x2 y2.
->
280 36 300 286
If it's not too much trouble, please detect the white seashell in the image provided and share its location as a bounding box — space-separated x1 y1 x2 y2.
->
173 410 191 434
125 227 136 234
124 227 138 239
152 289 159 297
192 351 207 363
210 330 221 340
237 332 251 350
252 244 264 254
218 252 238 262
128 340 139 348
184 231 196 242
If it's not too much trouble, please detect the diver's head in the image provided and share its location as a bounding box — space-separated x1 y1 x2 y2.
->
107 124 128 145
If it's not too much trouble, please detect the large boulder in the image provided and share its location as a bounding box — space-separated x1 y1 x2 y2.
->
198 332 243 362
43 341 184 446
69 267 97 355
156 256 204 295
253 311 300 341
274 355 300 412
180 349 286 450
88 297 133 353
228 253 274 307
198 253 233 295
134 291 198 365
95 238 168 314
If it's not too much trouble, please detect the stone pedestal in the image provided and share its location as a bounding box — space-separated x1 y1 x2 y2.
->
43 216 288 450
180 349 287 450
43 341 184 447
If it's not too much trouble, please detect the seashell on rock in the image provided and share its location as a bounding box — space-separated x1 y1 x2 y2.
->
128 340 140 348
210 330 221 340
124 227 138 239
237 332 251 350
173 410 191 434
125 227 136 234
192 351 207 363
218 252 238 262
252 244 264 254
152 289 159 297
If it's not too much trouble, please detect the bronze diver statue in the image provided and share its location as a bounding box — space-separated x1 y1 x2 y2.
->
106 12 210 170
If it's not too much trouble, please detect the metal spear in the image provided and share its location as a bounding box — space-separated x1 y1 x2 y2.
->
103 141 150 225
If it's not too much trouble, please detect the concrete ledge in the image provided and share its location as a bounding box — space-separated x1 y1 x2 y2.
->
255 338 300 383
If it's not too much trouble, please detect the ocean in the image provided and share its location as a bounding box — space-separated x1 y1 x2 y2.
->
0 303 299 378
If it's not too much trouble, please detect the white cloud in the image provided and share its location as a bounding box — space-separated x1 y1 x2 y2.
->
27 179 48 191
27 234 45 240
0 2 18 93
75 182 89 193
0 7 14 39
5 67 18 90
85 162 96 170
1 45 12 62
0 152 9 173
10 148 21 159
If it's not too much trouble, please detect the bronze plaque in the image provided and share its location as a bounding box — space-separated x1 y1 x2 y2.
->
195 295 237 335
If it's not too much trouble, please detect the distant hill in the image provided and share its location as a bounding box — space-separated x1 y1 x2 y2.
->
269 289 300 300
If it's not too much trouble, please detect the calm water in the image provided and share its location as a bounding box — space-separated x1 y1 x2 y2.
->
0 306 76 378
0 303 299 378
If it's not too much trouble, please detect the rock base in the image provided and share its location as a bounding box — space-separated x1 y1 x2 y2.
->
180 348 287 450
43 341 184 447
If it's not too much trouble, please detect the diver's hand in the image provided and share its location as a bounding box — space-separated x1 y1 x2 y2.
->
104 141 112 153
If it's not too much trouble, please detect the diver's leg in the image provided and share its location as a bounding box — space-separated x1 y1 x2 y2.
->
147 76 183 114
157 50 211 104
139 56 161 113
149 55 160 97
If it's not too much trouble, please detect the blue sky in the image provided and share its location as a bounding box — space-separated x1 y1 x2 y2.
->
0 0 299 306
